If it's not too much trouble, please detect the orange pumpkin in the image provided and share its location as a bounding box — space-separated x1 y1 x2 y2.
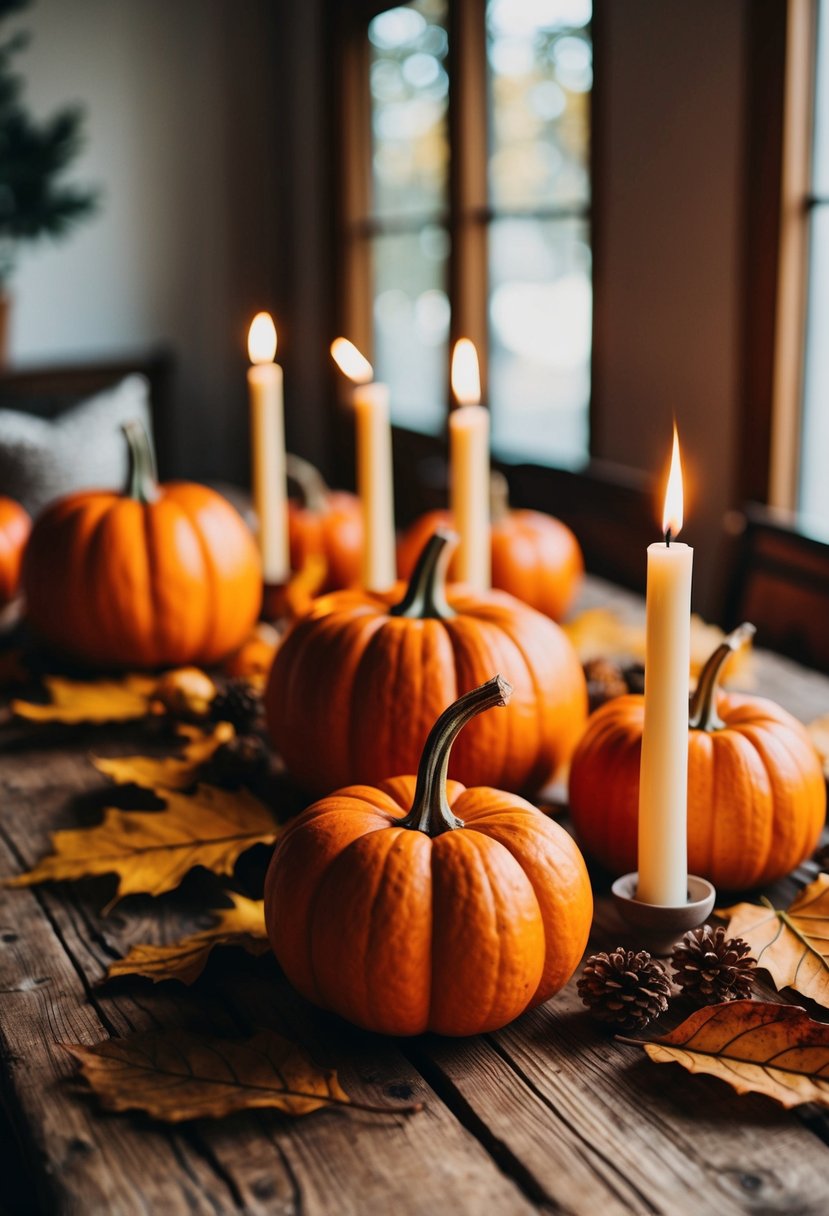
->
287 453 362 592
265 676 593 1036
397 473 583 621
568 624 826 891
266 529 587 796
0 498 31 606
24 422 262 669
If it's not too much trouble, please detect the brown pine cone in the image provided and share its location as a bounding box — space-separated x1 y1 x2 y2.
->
578 947 671 1031
670 924 756 1005
210 679 262 734
583 658 628 713
204 734 269 788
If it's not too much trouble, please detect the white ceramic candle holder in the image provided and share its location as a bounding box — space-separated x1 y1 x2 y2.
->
610 872 716 957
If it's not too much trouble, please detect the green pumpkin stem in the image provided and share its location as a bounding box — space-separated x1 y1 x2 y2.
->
122 421 160 505
400 675 513 837
688 621 756 731
285 452 330 513
390 528 457 620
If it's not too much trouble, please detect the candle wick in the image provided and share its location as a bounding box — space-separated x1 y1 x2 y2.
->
665 527 672 548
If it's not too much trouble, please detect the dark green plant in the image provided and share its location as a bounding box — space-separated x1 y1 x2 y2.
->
0 0 97 283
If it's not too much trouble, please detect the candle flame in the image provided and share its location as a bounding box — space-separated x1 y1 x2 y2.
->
330 337 373 384
451 338 481 406
662 424 684 539
248 312 277 364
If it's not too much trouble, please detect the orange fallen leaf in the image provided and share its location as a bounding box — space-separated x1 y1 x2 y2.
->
93 723 234 791
283 551 328 620
718 875 829 1008
12 674 159 723
5 783 279 906
621 1000 829 1109
64 1027 421 1122
105 893 268 984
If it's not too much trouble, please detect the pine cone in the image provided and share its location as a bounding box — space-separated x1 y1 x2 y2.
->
584 658 628 713
578 947 671 1031
204 734 269 788
671 924 756 1005
210 679 262 733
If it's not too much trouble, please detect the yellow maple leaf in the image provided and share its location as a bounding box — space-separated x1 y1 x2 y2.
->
64 1026 421 1121
105 893 269 984
5 784 279 906
93 723 233 791
12 674 159 724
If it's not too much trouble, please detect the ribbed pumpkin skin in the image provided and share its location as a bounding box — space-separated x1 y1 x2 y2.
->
398 507 583 621
568 692 826 891
0 498 30 605
264 775 593 1036
266 585 587 796
288 491 362 592
24 483 262 669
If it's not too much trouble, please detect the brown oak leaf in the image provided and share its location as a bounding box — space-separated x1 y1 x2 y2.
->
5 784 279 906
105 893 269 984
718 875 829 1008
93 723 234 791
64 1027 421 1121
621 999 829 1109
12 674 159 723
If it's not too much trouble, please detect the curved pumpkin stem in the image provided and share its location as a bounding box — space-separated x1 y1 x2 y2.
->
390 528 457 620
122 422 160 505
400 675 513 837
490 470 510 525
286 453 329 513
688 621 756 732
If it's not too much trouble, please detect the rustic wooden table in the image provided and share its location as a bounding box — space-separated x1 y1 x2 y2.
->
2 577 829 1216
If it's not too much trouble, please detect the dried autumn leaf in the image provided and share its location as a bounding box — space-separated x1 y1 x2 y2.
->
12 674 159 724
105 893 268 984
719 875 829 1008
283 551 328 620
64 1026 419 1121
623 999 829 1109
5 784 279 905
93 723 234 791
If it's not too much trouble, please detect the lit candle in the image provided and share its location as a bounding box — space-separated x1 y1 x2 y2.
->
449 339 490 592
637 426 693 906
247 313 289 585
330 338 396 591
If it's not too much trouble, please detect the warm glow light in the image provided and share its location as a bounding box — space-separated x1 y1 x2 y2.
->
451 338 481 406
248 312 277 364
330 337 373 384
662 424 684 539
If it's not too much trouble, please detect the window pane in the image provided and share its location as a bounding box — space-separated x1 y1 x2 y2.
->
368 0 449 219
800 206 829 525
488 216 591 465
372 227 450 433
487 0 591 211
813 0 829 196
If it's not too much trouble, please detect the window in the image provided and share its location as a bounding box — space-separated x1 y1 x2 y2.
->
342 0 592 467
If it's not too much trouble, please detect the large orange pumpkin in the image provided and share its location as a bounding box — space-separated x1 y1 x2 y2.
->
568 624 826 891
24 422 262 669
265 676 593 1036
266 529 587 795
397 473 583 621
286 453 362 592
0 498 31 606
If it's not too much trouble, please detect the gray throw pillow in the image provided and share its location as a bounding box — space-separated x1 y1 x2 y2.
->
0 374 153 516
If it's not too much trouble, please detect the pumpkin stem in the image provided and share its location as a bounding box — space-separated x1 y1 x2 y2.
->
390 529 457 620
688 622 756 731
400 675 513 836
490 470 510 525
286 452 330 513
122 421 160 505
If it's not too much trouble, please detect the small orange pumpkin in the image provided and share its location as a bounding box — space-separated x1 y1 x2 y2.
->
0 497 31 606
265 676 593 1036
24 422 262 669
568 624 826 891
287 453 362 592
266 529 587 796
397 473 583 621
